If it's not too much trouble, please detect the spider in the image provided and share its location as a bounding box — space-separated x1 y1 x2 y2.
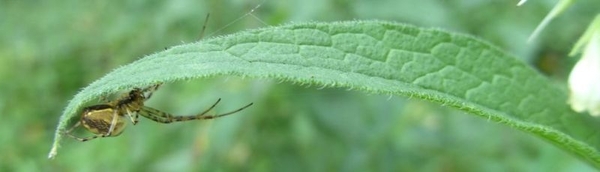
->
63 83 253 142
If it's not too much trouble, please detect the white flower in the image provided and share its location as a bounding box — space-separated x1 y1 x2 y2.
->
568 31 600 116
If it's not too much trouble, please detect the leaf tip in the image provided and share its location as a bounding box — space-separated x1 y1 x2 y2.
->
48 144 58 159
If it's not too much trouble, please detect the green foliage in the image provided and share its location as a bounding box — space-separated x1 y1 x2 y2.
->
50 21 600 167
3 0 600 171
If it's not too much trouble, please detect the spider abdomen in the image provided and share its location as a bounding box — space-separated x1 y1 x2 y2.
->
80 105 127 136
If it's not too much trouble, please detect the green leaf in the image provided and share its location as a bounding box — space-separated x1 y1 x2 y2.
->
48 20 600 168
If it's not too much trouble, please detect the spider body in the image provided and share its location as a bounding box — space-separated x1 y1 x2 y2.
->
80 105 126 137
64 83 253 142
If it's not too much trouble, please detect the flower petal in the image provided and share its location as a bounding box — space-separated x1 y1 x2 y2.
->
568 32 600 116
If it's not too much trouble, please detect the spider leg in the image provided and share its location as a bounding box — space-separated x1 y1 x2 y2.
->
200 102 253 119
198 13 210 40
125 108 139 125
141 83 162 101
141 83 162 92
139 100 253 123
62 121 81 140
62 121 108 142
65 121 82 134
139 98 221 123
105 110 119 136
139 107 175 123
65 133 108 142
197 98 221 117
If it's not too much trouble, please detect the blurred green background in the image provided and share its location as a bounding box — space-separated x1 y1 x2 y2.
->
2 0 599 171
